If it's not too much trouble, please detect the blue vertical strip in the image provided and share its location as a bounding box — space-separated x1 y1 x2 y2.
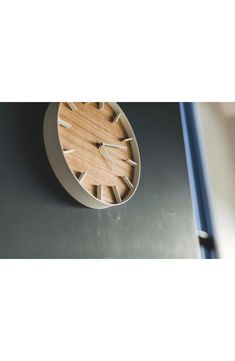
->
179 103 215 258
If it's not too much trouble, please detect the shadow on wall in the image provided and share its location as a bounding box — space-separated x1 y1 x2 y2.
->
17 103 85 208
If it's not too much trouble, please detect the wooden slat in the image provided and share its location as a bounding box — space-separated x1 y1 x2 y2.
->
63 149 75 154
67 102 78 111
122 137 133 143
78 171 87 183
97 184 103 200
122 175 134 189
113 112 121 123
126 159 138 166
58 118 72 128
112 185 122 203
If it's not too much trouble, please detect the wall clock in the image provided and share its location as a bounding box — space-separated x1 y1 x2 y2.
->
43 102 141 209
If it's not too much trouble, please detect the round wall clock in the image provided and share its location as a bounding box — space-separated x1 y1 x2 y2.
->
43 102 141 209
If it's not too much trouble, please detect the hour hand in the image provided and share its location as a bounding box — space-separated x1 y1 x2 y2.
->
99 145 118 172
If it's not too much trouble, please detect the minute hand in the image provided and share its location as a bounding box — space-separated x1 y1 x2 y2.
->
101 142 127 150
100 145 118 171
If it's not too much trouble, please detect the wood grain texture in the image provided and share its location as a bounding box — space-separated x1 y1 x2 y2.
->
58 102 135 204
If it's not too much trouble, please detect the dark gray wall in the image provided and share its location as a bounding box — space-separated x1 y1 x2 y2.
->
0 103 199 258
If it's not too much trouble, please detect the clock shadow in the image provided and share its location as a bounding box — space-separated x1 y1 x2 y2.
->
16 103 86 209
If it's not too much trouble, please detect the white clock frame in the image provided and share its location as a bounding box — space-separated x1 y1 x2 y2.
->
43 102 141 209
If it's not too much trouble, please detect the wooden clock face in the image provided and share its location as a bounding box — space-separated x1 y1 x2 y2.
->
43 102 141 209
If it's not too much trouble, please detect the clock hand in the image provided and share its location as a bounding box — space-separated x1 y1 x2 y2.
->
99 145 118 172
98 142 127 150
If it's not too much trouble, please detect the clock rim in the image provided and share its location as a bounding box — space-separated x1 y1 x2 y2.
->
43 102 141 209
